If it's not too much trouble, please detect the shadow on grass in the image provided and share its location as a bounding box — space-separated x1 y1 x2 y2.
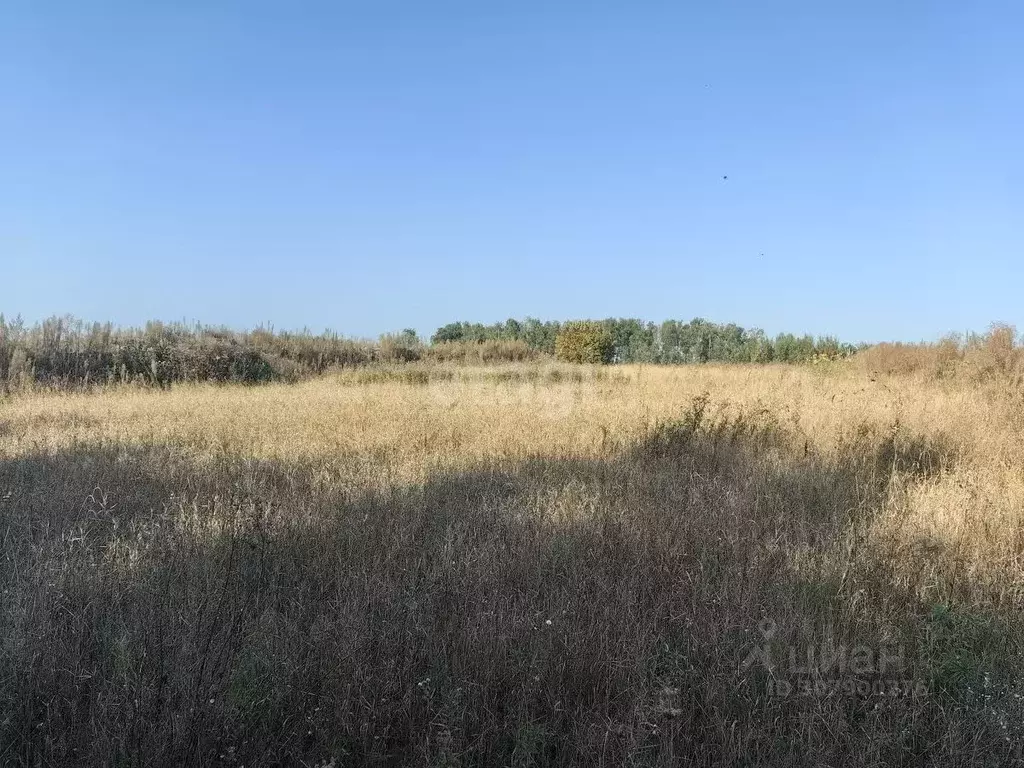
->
0 408 1017 767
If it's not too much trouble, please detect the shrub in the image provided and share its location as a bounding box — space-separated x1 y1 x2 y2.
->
427 339 537 364
555 321 614 364
378 332 422 363
968 323 1019 378
855 325 1022 383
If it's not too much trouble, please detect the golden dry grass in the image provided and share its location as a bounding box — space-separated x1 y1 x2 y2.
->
2 362 1024 766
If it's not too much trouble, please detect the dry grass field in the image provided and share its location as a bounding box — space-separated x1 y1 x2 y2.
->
3 361 1024 766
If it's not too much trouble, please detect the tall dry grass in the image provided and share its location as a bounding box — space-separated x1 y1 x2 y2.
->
2 362 1024 765
855 324 1024 386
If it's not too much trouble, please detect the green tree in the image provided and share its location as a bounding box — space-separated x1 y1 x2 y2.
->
431 322 466 344
502 318 523 340
555 321 614 364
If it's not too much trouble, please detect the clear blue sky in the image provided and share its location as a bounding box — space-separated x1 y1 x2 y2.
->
2 1 1021 343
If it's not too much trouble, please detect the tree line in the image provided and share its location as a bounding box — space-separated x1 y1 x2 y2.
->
0 315 543 389
432 317 857 364
0 313 857 390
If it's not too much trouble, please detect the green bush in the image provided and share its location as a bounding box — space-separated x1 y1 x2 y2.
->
555 321 614 364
